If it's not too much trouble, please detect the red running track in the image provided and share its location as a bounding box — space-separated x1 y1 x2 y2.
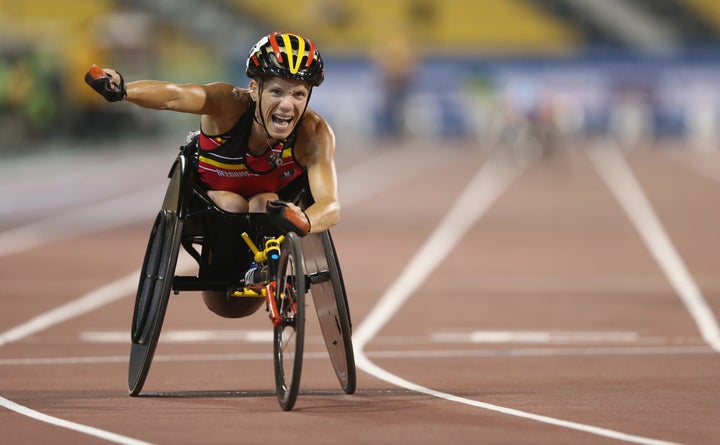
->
1 138 719 444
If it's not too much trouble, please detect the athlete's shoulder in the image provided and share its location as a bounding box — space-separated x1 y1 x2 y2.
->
201 86 251 134
295 108 335 165
299 108 332 136
200 84 250 110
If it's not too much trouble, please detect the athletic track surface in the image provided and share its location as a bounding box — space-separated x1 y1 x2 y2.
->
1 137 718 444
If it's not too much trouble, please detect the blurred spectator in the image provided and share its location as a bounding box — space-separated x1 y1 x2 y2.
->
609 80 655 148
373 31 418 141
0 47 62 147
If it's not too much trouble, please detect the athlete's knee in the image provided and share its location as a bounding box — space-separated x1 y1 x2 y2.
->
207 190 249 213
248 192 279 213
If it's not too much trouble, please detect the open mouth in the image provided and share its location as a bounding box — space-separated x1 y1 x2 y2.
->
271 115 293 129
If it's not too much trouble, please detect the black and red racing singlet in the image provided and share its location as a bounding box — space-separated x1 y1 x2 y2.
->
196 102 305 199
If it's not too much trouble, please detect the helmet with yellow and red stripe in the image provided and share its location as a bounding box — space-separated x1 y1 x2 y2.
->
246 32 324 87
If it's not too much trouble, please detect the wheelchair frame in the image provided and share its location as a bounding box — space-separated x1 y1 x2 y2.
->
128 140 355 411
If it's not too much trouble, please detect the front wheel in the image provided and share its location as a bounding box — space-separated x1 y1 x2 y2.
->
273 231 306 411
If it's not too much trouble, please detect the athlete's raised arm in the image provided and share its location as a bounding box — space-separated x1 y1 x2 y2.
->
84 64 239 117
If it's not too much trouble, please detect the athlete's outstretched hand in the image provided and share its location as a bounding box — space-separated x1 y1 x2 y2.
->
266 200 311 236
84 64 126 102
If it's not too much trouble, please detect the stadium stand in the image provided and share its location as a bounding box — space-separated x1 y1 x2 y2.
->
683 0 720 31
0 0 113 101
224 0 580 55
528 0 720 51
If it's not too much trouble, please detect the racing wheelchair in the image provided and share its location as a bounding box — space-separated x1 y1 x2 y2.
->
128 136 355 411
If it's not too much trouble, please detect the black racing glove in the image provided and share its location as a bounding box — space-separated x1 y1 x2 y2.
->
266 200 311 236
84 64 126 102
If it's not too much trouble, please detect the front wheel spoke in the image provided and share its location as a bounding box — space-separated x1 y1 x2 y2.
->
281 331 296 349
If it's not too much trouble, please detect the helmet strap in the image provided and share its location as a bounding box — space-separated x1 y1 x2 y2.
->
254 79 274 141
301 88 313 122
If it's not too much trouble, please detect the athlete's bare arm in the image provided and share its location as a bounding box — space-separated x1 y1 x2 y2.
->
295 111 340 233
99 68 247 135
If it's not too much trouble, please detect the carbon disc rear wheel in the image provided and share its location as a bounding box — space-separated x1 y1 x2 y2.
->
128 210 181 396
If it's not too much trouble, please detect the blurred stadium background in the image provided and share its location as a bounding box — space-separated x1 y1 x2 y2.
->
1 0 720 153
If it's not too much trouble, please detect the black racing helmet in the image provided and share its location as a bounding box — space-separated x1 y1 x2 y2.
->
246 32 324 87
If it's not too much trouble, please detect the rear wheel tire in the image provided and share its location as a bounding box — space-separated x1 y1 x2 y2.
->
128 210 182 396
316 231 356 394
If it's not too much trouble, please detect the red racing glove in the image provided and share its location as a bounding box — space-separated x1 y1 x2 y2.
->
266 200 311 236
84 64 126 102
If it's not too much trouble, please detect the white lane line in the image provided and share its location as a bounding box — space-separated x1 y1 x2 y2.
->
80 329 274 343
0 146 452 346
352 153 520 348
0 272 139 347
0 255 194 444
360 359 678 445
338 145 462 207
0 148 450 442
79 329 640 346
430 330 640 344
0 151 168 217
352 153 680 445
0 345 714 367
0 184 166 257
0 255 197 348
365 345 713 359
77 329 640 345
664 152 720 183
0 146 457 258
0 396 152 445
588 142 720 353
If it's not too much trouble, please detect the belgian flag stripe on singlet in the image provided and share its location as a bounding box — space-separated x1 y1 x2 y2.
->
198 155 248 171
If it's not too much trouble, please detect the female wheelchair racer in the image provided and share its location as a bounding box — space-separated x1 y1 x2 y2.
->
85 32 355 410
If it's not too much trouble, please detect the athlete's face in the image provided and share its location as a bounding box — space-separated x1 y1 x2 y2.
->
251 77 310 140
